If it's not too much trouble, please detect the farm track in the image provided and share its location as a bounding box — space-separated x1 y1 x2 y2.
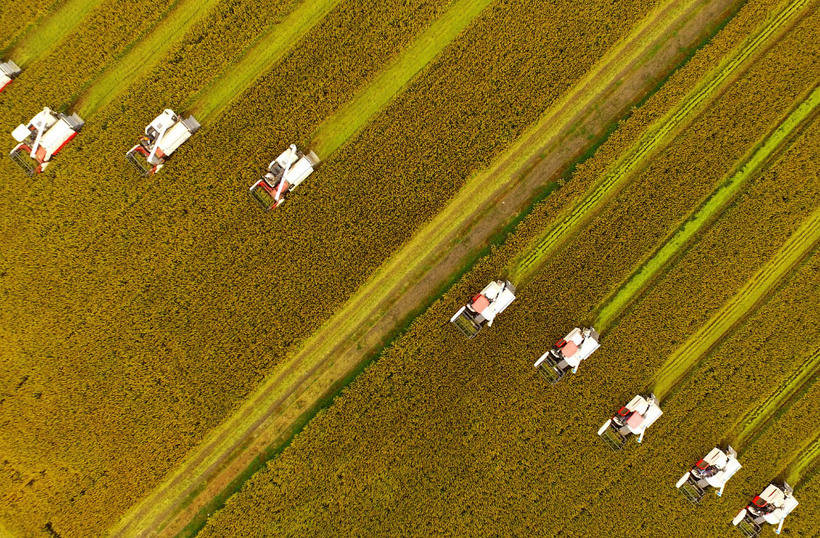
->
310 0 493 156
651 208 820 399
189 0 343 120
595 85 819 331
508 0 811 285
108 1 745 535
10 0 104 66
731 346 820 450
74 0 225 116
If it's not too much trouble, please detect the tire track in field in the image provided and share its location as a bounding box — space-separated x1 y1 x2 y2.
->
652 208 820 400
0 0 61 52
74 0 226 116
9 0 105 66
595 85 819 332
786 433 820 484
508 0 810 285
309 0 494 157
111 2 739 536
730 346 820 451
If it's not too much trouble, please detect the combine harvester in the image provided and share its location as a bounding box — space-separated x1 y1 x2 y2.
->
9 107 84 175
732 482 798 536
126 109 200 175
598 393 663 449
534 326 600 383
450 280 516 338
0 60 22 92
249 144 320 210
676 446 742 502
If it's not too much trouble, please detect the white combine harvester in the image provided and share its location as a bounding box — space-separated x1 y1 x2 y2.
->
126 109 199 175
9 107 84 175
0 60 21 92
450 280 516 338
534 326 600 383
598 393 663 450
732 482 798 537
249 144 319 210
676 446 742 503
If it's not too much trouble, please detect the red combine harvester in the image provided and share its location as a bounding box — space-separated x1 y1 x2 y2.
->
9 107 84 175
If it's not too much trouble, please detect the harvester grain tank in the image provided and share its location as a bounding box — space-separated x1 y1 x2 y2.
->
597 393 662 449
126 109 199 175
0 60 21 92
534 326 600 383
249 144 320 210
450 280 516 338
676 446 741 502
9 107 84 175
732 482 798 536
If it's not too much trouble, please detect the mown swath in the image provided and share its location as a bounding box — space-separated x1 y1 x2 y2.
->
595 85 820 332
652 208 820 400
508 0 810 284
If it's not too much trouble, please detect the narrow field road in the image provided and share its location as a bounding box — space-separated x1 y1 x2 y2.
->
508 0 811 285
595 85 819 331
108 1 740 535
652 208 820 399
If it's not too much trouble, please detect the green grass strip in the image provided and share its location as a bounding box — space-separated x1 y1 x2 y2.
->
190 0 342 121
310 0 493 157
508 0 810 284
596 86 820 331
12 0 103 66
652 208 820 400
75 0 223 116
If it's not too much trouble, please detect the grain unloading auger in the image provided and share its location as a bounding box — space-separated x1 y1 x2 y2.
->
0 60 21 92
249 144 320 210
676 446 742 503
9 107 84 175
534 326 600 383
126 109 200 175
450 280 516 338
732 482 798 537
597 393 662 450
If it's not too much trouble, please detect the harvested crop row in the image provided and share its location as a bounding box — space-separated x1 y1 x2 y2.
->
0 0 175 120
196 9 819 535
0 0 60 52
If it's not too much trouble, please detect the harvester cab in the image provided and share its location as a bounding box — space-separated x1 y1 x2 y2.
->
533 326 600 383
597 393 662 450
676 446 742 503
249 144 320 210
732 482 798 537
126 109 199 175
9 107 84 175
450 280 516 338
0 60 21 92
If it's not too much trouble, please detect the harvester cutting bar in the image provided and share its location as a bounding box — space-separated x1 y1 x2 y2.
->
0 60 22 92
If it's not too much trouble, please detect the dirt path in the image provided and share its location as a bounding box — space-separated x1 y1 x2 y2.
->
10 0 104 66
109 1 741 535
596 85 819 331
652 208 820 400
310 0 493 157
75 0 224 116
508 0 810 285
